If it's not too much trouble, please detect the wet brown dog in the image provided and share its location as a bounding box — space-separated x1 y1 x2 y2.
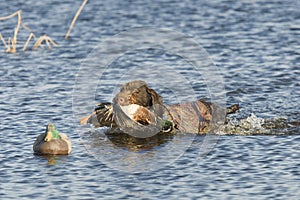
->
80 80 239 134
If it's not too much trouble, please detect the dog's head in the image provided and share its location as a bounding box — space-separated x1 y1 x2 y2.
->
114 80 163 108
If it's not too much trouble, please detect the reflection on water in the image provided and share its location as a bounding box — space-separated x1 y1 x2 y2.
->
36 155 70 165
79 125 198 173
82 127 176 152
105 130 175 152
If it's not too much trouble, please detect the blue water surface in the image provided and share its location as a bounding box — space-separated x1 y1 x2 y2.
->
0 0 299 199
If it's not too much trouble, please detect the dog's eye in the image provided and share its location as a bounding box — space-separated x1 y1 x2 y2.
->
118 97 125 104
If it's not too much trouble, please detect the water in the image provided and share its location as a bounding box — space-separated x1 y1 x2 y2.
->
1 0 299 199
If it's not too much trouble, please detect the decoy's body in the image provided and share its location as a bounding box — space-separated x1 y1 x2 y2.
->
80 80 239 134
33 124 72 155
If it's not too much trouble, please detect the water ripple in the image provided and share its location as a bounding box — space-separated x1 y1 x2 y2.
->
0 0 299 199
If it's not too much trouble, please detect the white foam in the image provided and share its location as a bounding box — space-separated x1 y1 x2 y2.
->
217 113 271 135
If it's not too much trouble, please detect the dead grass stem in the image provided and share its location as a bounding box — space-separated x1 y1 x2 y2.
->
0 10 58 53
1 0 88 53
32 35 58 50
0 10 21 53
65 0 88 39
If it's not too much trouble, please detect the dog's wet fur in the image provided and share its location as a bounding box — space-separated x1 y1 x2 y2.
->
80 80 239 134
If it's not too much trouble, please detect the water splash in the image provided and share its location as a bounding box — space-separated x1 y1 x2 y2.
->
217 113 299 135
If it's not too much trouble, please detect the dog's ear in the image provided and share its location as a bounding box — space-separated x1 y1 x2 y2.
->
130 84 164 110
129 85 152 107
147 88 163 106
146 88 165 117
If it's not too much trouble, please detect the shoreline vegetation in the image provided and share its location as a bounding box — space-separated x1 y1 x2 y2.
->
0 0 88 53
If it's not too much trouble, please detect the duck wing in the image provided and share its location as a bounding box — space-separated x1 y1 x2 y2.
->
80 102 115 128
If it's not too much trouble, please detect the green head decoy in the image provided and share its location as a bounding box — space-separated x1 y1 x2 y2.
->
33 123 72 155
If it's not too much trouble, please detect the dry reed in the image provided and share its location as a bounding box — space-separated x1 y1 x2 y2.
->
65 0 89 39
32 35 58 50
1 0 88 53
22 32 36 51
0 10 21 53
0 10 58 53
